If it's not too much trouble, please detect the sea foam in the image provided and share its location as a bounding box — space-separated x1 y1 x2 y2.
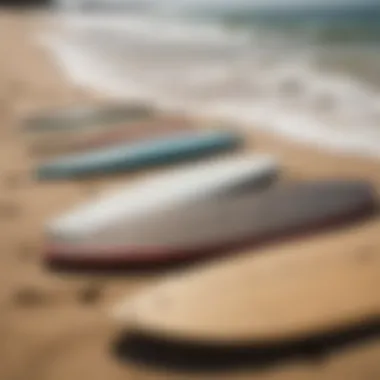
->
38 10 380 158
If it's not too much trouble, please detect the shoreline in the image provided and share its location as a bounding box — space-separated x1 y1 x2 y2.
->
37 10 380 160
0 11 379 380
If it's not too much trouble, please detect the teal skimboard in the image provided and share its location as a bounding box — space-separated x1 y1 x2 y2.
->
36 130 242 180
22 103 156 133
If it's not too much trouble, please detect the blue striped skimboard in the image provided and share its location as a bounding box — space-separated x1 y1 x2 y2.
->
36 130 242 180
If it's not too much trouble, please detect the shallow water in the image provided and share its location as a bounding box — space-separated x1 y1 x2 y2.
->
42 0 380 157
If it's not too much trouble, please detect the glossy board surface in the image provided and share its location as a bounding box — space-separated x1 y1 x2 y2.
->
47 180 377 266
36 130 242 180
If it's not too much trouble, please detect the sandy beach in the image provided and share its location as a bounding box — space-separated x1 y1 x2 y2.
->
0 10 379 380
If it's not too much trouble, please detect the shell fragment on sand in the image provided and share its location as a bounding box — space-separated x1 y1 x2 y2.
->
22 103 156 133
36 130 242 180
46 180 377 267
112 232 380 345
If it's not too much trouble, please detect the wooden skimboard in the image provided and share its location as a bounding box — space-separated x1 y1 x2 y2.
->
28 115 193 157
112 233 380 346
22 103 155 133
45 180 377 267
36 130 242 180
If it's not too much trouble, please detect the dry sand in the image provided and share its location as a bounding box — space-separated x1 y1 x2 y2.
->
0 11 379 380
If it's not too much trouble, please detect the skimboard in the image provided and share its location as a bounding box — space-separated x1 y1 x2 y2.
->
112 232 380 346
22 103 155 133
36 130 242 180
45 180 377 267
46 154 279 256
28 115 193 157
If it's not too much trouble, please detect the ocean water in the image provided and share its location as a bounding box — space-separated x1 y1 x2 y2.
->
41 0 380 157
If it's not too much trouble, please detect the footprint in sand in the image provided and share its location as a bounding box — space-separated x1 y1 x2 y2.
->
11 281 106 310
14 326 130 380
0 200 22 219
355 245 378 264
2 171 27 189
77 283 104 306
17 242 36 261
11 287 52 308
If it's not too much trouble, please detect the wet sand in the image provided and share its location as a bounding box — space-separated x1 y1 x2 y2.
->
0 11 379 380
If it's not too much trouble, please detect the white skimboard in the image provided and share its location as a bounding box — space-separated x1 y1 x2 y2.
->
45 154 279 266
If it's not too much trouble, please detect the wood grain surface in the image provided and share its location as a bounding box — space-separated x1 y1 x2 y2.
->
116 231 380 344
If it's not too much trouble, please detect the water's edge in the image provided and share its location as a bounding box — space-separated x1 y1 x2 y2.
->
39 11 380 159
